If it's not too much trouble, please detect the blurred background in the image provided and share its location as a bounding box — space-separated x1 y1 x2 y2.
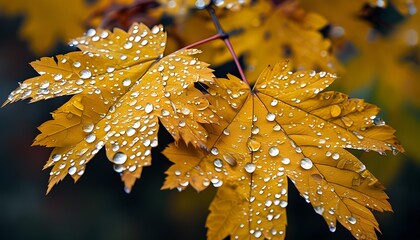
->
0 0 419 239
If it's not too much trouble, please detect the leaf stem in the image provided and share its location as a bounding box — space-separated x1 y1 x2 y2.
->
182 33 224 50
206 5 249 85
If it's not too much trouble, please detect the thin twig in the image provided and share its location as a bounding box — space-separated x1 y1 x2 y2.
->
206 5 249 85
182 33 224 50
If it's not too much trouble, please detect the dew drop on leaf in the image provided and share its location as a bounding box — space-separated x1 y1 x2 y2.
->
80 69 92 79
82 123 94 133
269 147 279 156
68 166 77 175
213 158 223 168
51 154 61 162
113 152 127 164
348 216 357 225
281 157 290 165
244 162 256 173
247 138 261 152
144 103 154 113
211 147 219 155
84 133 96 143
300 157 313 170
266 112 276 121
330 105 341 117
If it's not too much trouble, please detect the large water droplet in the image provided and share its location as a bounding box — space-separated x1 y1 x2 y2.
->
269 147 279 156
68 166 77 175
161 109 170 116
300 157 313 170
348 216 357 225
80 69 92 79
124 42 133 49
113 152 127 164
178 120 186 127
52 154 61 162
329 225 336 232
181 107 191 115
84 133 96 143
211 147 219 155
144 103 154 113
281 157 290 165
213 159 223 168
314 206 324 215
251 126 259 134
82 123 94 133
271 99 278 106
330 105 341 117
332 152 340 160
244 162 256 173
54 74 63 81
122 78 131 87
247 139 261 152
266 112 276 121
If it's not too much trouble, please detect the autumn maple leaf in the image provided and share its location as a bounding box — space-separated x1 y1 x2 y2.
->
4 23 217 193
162 62 403 239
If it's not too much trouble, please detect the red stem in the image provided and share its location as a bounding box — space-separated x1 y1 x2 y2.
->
223 38 248 85
182 33 224 50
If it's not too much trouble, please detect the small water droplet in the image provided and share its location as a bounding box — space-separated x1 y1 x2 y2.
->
281 157 290 165
80 69 92 79
211 147 219 155
82 123 94 133
300 157 313 170
113 152 127 164
247 139 261 152
332 152 340 160
269 147 279 156
329 225 336 232
84 133 96 143
181 107 191 115
86 28 96 37
124 42 133 49
348 216 357 224
254 231 262 238
244 162 256 173
52 154 61 162
271 99 278 106
314 206 324 215
223 129 230 135
73 62 81 68
54 74 63 81
251 126 260 134
68 166 77 175
266 112 276 121
161 109 170 116
213 159 223 168
122 78 131 87
107 66 115 73
341 116 353 127
178 120 186 127
126 128 136 136
273 124 281 131
373 116 385 126
151 26 160 34
280 200 288 208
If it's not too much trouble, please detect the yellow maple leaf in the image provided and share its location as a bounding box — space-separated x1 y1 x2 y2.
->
162 62 403 239
4 23 217 193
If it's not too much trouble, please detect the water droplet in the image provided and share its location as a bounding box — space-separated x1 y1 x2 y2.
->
271 99 278 106
82 123 94 133
151 26 160 34
86 28 96 37
348 216 357 224
332 152 340 160
124 42 133 49
247 139 261 152
84 133 96 143
273 124 281 131
122 78 131 87
314 206 324 215
80 69 92 79
341 116 353 127
373 116 385 126
330 105 341 117
161 109 170 116
265 199 273 207
280 200 288 208
178 120 186 127
244 162 256 173
213 159 223 168
141 39 148 46
100 31 109 38
54 74 63 81
281 157 290 165
300 157 313 170
329 225 336 232
126 128 136 136
181 107 191 115
254 231 262 238
269 147 279 157
107 66 115 73
266 112 276 121
40 82 50 89
68 166 77 175
144 103 153 113
211 147 219 155
223 129 230 135
113 152 127 164
73 62 81 68
52 154 61 162
251 126 260 134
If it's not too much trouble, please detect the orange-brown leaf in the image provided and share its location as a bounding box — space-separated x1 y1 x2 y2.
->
5 23 217 193
163 61 403 239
